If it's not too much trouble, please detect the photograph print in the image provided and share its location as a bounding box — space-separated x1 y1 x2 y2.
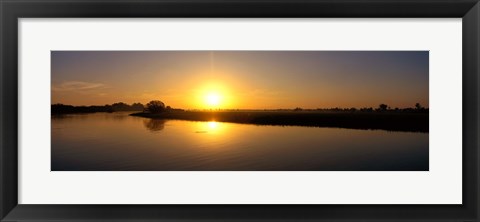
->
51 51 429 171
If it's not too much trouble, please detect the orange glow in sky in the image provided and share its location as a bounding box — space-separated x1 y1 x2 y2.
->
51 51 429 109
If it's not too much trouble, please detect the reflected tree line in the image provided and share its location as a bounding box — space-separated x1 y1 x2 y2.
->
143 119 167 132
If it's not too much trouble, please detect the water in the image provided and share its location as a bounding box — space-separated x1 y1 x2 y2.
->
51 112 428 171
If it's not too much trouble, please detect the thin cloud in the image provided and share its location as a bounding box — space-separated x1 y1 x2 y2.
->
52 81 107 92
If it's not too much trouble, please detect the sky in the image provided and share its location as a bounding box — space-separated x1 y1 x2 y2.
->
51 51 428 109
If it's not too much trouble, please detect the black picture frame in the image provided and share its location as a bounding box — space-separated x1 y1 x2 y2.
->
1 0 479 221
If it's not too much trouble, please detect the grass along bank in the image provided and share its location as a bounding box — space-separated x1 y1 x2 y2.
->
131 110 428 133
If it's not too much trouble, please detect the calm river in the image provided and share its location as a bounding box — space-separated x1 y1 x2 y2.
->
51 112 428 171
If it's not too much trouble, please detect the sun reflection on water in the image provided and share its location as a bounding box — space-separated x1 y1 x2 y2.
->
208 121 218 129
192 121 224 134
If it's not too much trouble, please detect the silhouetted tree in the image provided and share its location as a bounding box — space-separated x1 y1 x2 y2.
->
112 102 130 111
415 103 423 110
378 104 388 111
104 105 114 113
146 100 166 113
131 103 144 111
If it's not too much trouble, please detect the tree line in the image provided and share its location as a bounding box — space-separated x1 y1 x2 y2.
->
52 100 428 115
52 102 145 114
293 103 428 113
52 100 183 114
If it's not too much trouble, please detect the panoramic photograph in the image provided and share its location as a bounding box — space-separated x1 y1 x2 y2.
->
51 51 429 171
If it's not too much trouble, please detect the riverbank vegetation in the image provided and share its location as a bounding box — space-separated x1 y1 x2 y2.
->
52 100 428 132
131 110 428 132
130 101 428 132
51 102 145 114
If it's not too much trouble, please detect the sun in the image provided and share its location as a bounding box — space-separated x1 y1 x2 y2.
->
195 81 231 109
205 93 221 107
